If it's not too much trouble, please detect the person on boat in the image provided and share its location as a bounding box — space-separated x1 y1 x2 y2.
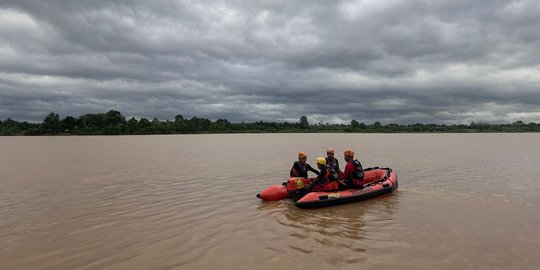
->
339 148 365 189
306 157 340 192
290 151 319 178
325 147 341 175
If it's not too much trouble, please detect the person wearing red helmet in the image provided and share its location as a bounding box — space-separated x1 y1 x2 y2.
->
339 148 364 189
290 151 319 178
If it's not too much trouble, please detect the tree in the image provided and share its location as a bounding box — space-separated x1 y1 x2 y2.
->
61 116 77 131
213 119 231 131
139 118 152 128
2 118 17 127
175 115 184 122
351 119 360 128
127 117 139 134
300 115 309 129
104 110 126 126
187 117 212 132
0 118 23 135
42 112 61 133
79 113 106 128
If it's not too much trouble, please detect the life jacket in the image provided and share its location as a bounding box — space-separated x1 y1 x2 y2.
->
351 159 364 179
290 161 308 178
312 166 339 192
318 165 338 184
326 157 339 172
327 165 339 181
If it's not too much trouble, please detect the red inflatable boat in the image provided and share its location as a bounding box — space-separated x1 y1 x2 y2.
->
257 167 398 208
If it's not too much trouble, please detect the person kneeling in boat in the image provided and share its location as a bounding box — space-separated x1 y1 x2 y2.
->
290 151 320 178
306 157 342 192
339 148 365 189
325 147 342 176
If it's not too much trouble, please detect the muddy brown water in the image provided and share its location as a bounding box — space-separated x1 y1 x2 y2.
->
1 134 539 270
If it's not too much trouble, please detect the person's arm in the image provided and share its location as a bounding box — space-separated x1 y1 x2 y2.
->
307 167 324 189
339 162 354 180
290 162 299 177
306 163 320 175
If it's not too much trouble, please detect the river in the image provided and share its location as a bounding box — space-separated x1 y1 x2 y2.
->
0 133 539 269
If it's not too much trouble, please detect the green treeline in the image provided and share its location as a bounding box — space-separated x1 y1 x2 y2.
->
1 110 539 135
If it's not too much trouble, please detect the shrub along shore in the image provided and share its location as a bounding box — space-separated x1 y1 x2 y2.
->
1 110 539 135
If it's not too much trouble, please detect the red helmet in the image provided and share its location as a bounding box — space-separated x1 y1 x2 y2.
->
344 148 354 157
298 151 307 158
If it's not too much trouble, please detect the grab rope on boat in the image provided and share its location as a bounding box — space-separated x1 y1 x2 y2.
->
362 167 392 188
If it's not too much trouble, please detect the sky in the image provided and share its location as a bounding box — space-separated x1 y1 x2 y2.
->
1 0 540 124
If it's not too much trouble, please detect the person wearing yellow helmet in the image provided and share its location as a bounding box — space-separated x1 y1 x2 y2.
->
325 147 341 175
316 157 327 166
338 148 365 189
290 151 319 178
305 157 340 192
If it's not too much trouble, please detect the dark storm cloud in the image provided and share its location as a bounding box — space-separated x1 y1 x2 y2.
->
1 0 539 124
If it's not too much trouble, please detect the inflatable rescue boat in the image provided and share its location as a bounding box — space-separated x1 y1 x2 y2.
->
257 167 398 208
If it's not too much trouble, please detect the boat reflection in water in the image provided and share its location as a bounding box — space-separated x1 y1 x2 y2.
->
256 194 400 265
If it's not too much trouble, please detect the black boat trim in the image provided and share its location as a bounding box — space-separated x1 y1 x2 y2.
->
295 184 394 209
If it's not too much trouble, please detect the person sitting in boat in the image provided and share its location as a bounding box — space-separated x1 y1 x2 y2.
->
306 157 340 192
325 147 342 175
290 151 319 178
339 148 365 189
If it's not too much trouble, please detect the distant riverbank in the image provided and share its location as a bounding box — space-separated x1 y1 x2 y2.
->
2 110 539 135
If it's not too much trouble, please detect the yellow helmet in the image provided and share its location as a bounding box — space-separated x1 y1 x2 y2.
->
344 148 354 157
316 157 326 165
298 151 307 158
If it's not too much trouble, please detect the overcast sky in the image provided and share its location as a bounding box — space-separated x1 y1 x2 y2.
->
1 0 539 124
